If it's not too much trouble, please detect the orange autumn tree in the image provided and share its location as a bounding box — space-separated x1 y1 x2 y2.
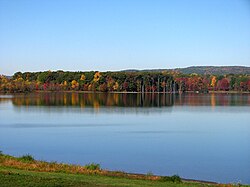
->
71 80 79 89
91 72 101 91
63 81 68 90
210 76 216 90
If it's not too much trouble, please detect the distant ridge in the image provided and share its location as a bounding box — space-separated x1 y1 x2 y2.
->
121 66 250 75
175 66 250 75
1 66 250 76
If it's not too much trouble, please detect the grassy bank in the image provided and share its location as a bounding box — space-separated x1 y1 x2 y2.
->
0 152 246 187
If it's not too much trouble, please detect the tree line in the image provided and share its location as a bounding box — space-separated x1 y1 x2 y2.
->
0 70 249 93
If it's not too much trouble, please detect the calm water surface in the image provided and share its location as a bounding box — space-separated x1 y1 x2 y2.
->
0 93 249 183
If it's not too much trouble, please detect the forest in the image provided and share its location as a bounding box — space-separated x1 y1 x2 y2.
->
0 70 250 93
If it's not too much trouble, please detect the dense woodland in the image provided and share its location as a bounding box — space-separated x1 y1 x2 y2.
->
0 70 250 93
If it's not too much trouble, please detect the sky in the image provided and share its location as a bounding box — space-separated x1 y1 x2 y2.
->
0 0 250 75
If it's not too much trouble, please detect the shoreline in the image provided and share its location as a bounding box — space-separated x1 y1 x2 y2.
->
1 90 250 94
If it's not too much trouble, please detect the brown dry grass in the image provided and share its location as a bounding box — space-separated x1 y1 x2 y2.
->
0 154 160 181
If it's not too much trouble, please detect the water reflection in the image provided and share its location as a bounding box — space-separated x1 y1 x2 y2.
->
0 92 250 183
2 92 249 108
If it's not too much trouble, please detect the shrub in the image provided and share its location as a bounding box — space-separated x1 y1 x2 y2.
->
146 171 154 176
0 151 3 156
85 163 101 170
19 154 35 162
160 175 182 183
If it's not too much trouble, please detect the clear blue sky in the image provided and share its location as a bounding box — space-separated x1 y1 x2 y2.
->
0 0 250 75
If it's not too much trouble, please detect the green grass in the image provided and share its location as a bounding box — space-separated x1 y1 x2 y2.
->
0 166 216 187
0 153 248 187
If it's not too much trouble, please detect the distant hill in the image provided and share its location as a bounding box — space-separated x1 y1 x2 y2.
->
122 66 250 75
1 66 250 77
1 75 12 79
6 76 12 79
175 66 250 75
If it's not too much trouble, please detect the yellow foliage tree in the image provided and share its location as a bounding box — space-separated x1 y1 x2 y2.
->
113 82 119 91
16 77 24 82
93 72 101 82
88 84 92 91
0 75 8 84
80 74 86 81
71 80 79 89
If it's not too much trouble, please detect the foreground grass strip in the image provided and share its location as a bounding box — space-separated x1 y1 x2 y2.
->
0 153 247 187
0 167 215 187
0 153 163 181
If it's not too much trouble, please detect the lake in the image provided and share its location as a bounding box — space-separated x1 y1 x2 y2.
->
0 92 249 184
